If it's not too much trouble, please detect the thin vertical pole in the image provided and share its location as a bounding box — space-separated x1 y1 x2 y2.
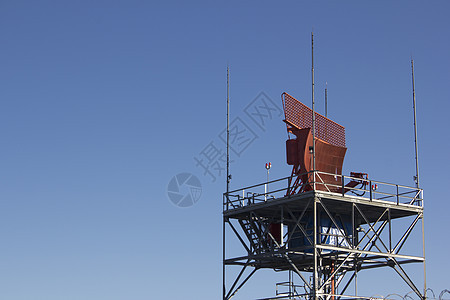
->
223 65 230 300
325 81 328 143
223 216 226 300
411 59 420 188
325 81 328 118
227 66 230 196
331 261 335 300
412 59 426 299
312 33 317 298
289 270 292 299
388 208 392 252
281 205 284 247
422 213 427 299
313 197 318 299
311 32 316 191
352 203 357 297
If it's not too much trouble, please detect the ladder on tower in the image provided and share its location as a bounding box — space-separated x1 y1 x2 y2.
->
239 217 267 253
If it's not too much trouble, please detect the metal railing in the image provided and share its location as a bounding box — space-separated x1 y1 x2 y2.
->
275 281 305 298
223 171 423 211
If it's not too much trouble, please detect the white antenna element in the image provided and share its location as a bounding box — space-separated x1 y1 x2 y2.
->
265 162 271 201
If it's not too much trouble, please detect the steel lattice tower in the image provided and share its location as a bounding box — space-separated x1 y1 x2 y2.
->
222 93 425 300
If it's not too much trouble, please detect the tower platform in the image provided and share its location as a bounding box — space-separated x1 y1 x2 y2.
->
223 171 425 300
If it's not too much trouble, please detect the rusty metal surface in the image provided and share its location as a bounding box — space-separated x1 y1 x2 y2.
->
282 92 347 194
282 92 346 148
287 127 347 193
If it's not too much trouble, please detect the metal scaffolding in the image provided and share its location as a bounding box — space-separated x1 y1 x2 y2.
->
222 171 425 300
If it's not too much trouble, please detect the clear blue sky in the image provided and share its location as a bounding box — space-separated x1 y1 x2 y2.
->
1 1 449 299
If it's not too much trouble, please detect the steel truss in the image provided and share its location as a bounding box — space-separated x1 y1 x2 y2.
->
223 179 425 300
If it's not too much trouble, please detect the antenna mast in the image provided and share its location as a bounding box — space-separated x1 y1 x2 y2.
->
311 32 316 188
223 65 230 300
325 81 328 118
227 66 231 193
411 59 419 188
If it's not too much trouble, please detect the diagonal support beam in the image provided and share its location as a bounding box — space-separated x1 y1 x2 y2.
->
229 220 252 254
319 251 355 290
391 258 423 299
225 260 250 299
225 267 257 300
337 272 356 300
286 201 313 247
393 214 422 254
283 253 312 291
355 205 390 253
320 199 352 247
360 220 389 252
